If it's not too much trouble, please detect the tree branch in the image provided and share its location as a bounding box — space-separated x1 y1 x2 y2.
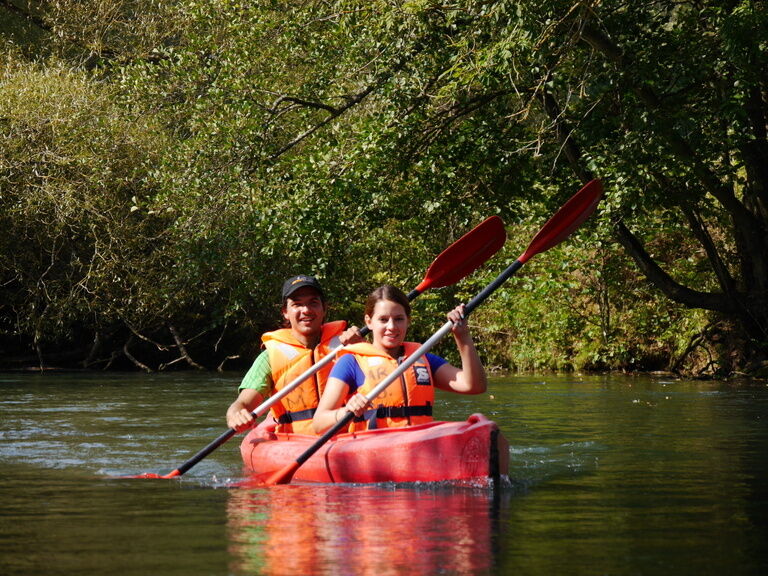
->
270 95 340 114
268 81 380 160
578 24 761 229
539 84 740 315
168 324 205 370
679 203 737 296
741 84 768 221
578 18 768 304
123 336 152 372
614 220 736 313
539 86 592 182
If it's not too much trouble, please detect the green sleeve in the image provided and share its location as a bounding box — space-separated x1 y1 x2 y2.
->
239 350 273 396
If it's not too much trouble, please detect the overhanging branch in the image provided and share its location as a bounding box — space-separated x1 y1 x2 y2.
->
578 23 760 231
268 82 379 160
614 220 736 313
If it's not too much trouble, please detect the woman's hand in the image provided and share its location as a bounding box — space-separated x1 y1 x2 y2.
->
344 392 370 418
340 325 364 346
447 304 470 339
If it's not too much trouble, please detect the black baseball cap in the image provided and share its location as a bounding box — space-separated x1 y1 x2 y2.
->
281 275 325 300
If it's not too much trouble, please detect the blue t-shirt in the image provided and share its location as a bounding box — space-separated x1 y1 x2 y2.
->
329 352 448 392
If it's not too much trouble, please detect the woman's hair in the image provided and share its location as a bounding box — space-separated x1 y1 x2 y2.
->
364 285 411 318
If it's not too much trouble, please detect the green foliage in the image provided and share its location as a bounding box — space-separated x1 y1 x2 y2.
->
452 208 715 374
1 0 765 375
0 54 166 349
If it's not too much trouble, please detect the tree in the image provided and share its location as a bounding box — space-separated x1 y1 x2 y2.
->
246 0 768 373
3 0 766 374
532 1 768 370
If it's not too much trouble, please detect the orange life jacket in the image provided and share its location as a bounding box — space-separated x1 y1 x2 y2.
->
262 320 346 434
339 341 434 431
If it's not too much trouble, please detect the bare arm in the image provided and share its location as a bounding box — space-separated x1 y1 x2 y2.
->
433 304 487 394
226 388 265 433
312 377 352 434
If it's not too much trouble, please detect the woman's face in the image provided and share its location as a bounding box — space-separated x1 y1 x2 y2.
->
365 299 410 352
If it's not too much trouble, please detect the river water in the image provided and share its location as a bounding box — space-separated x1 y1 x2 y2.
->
1 372 766 575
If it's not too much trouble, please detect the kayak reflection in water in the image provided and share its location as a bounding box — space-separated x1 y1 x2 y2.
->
226 484 503 576
313 285 487 434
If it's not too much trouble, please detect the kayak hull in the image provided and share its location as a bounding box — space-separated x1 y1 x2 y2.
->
240 413 509 484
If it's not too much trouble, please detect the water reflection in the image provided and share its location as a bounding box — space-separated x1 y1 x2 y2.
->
227 484 511 576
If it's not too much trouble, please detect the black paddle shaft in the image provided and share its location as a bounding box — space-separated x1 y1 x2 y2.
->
463 260 523 317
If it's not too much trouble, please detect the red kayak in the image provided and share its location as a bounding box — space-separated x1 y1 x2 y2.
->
240 413 509 485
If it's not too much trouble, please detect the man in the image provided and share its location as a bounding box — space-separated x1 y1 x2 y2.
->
226 275 361 434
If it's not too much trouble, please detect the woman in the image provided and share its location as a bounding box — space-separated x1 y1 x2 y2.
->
312 285 487 434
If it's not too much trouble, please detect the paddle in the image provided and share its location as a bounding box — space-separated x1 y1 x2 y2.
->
264 179 603 486
123 215 506 479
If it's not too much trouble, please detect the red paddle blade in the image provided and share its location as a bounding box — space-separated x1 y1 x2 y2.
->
264 462 300 486
414 215 506 292
114 469 181 480
518 179 603 264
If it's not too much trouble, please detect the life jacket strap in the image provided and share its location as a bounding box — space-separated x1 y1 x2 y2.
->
277 408 316 424
356 404 433 429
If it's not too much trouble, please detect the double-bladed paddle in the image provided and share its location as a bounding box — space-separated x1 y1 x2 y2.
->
264 179 603 485
123 215 506 479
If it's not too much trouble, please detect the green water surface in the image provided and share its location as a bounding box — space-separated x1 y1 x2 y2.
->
1 372 766 575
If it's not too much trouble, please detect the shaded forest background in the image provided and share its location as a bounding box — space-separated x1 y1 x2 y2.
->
1 0 766 377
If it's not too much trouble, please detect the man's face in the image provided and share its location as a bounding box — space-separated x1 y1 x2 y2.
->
282 286 327 342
